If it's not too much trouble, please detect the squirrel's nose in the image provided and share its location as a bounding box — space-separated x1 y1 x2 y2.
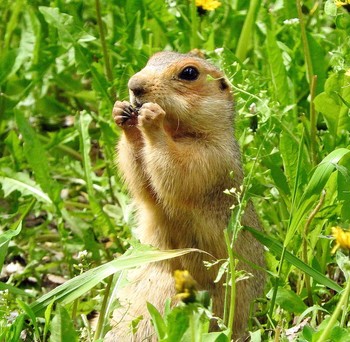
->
128 75 146 97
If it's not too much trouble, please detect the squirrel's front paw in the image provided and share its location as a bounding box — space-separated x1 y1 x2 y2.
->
138 103 166 130
113 101 139 127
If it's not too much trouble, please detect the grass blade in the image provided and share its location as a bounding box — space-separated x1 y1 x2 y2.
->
244 226 343 293
31 248 200 314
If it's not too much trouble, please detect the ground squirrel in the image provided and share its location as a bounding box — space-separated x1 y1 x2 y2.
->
106 51 265 341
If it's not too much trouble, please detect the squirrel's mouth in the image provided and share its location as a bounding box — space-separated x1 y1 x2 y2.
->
129 93 142 108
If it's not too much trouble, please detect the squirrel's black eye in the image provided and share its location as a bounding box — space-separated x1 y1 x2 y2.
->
178 66 200 81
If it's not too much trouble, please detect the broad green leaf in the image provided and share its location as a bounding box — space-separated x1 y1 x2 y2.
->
302 325 315 341
44 300 55 342
324 0 338 16
15 110 60 204
9 10 38 77
39 6 96 48
337 92 350 108
50 304 78 342
3 0 24 51
266 18 290 106
307 32 326 95
336 251 350 281
17 299 41 341
0 225 20 269
0 172 51 204
0 222 23 252
0 199 34 271
147 302 167 340
314 72 350 141
263 151 290 196
244 226 343 293
4 131 24 168
337 155 350 220
280 131 305 197
248 329 262 342
303 148 350 199
31 248 200 314
39 6 111 104
2 314 25 342
166 307 190 341
286 148 350 246
134 12 143 50
330 326 350 342
274 287 307 314
38 7 82 48
0 49 17 85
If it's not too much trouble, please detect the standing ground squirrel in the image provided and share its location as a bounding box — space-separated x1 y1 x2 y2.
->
106 51 265 341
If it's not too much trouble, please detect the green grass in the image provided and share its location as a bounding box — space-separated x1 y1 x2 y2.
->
1 0 350 341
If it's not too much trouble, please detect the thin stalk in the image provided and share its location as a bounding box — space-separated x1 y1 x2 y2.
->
9 198 36 231
95 0 115 98
93 274 114 341
318 279 350 342
274 326 281 342
71 298 78 322
222 264 230 323
268 133 305 325
38 135 83 161
105 162 117 203
235 0 261 61
301 190 326 306
190 0 199 49
340 283 350 327
268 246 286 322
310 75 318 166
296 0 313 86
224 229 237 341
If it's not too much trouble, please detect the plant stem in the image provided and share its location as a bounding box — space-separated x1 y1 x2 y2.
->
223 264 230 324
95 0 115 99
224 229 237 341
93 274 114 341
341 282 350 327
268 246 286 323
38 135 83 161
72 298 78 322
235 0 261 61
190 0 199 49
296 0 313 86
310 75 318 166
302 189 326 305
318 279 350 342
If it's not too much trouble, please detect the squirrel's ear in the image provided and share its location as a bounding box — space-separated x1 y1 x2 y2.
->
188 49 206 59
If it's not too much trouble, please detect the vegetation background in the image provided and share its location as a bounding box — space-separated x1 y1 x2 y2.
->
1 0 350 341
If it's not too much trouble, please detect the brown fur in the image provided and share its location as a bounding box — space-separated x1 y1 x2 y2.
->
106 52 265 341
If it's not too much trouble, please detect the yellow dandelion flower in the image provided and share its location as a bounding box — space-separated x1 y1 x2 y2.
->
345 69 350 77
174 270 198 303
195 0 222 11
331 227 350 253
334 0 350 7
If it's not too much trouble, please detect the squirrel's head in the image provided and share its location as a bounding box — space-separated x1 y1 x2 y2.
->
128 51 234 132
